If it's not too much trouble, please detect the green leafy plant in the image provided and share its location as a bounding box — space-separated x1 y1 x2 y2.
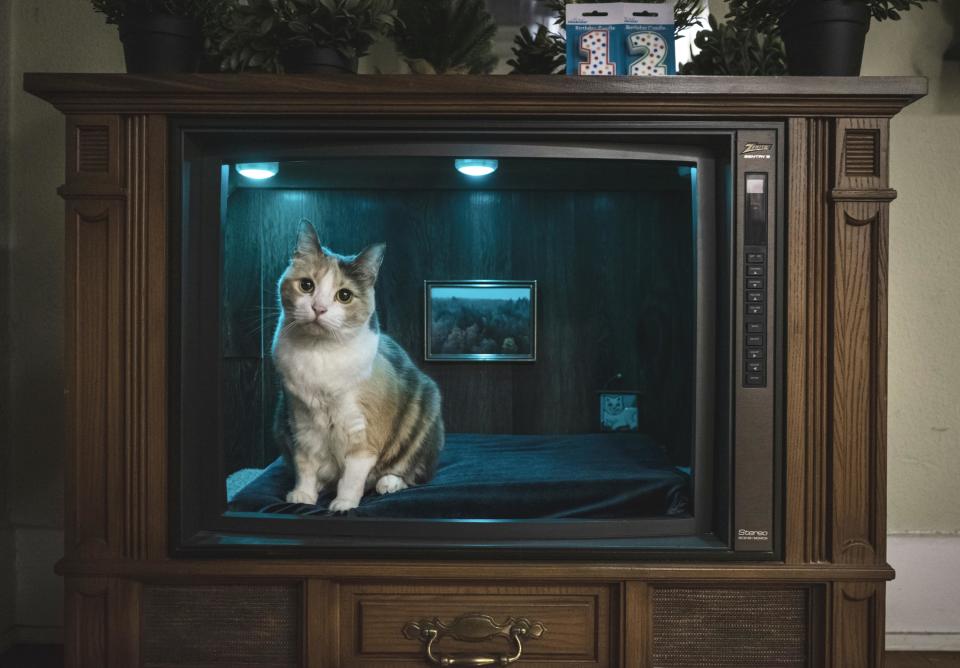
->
726 0 936 32
217 0 397 72
679 15 786 75
93 0 234 69
542 0 705 38
507 24 565 74
393 0 498 74
92 0 231 31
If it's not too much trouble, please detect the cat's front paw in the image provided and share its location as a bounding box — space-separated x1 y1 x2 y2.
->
286 488 318 505
328 496 360 513
376 474 408 495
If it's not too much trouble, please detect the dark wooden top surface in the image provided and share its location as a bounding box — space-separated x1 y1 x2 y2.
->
24 73 927 118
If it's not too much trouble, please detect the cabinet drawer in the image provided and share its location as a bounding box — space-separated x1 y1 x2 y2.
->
337 583 616 667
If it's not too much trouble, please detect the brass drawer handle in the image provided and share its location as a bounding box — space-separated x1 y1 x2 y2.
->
403 613 546 666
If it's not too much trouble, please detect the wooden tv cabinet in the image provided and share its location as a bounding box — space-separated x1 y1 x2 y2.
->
25 73 925 667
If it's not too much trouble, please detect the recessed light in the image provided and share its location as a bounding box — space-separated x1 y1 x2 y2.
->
454 158 499 177
236 162 280 180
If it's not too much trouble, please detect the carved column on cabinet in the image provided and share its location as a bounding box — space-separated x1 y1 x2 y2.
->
63 114 126 562
828 118 891 568
829 117 893 668
832 582 885 668
62 113 166 564
62 113 164 667
65 578 140 668
787 116 892 668
786 117 891 571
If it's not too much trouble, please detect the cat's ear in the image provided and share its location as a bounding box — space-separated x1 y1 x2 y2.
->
351 242 386 285
294 220 321 258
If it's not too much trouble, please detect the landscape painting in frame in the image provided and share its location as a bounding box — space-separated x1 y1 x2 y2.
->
425 280 537 362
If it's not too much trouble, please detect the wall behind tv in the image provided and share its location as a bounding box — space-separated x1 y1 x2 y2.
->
0 0 15 652
0 0 957 653
2 0 127 650
860 1 960 651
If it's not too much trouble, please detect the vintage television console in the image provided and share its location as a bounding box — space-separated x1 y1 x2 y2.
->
24 73 925 667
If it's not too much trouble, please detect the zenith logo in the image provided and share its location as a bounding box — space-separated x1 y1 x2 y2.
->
741 143 773 159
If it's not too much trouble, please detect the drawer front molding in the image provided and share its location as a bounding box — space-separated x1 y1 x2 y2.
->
337 583 615 667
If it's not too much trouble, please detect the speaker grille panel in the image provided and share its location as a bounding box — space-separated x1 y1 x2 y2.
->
652 588 809 667
76 125 110 173
844 130 880 176
142 585 299 667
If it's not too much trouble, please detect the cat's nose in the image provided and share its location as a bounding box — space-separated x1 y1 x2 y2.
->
313 304 328 316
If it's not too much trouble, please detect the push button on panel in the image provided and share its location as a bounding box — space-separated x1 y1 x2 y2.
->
747 278 764 290
746 334 763 347
746 252 765 264
747 265 764 277
747 322 764 334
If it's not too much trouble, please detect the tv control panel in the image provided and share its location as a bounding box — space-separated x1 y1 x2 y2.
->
733 129 779 554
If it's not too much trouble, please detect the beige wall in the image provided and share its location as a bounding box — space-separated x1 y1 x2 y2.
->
1 0 16 652
862 4 960 534
0 0 956 644
4 0 124 646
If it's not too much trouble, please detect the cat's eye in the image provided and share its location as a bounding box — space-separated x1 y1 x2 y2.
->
299 278 314 293
336 288 354 304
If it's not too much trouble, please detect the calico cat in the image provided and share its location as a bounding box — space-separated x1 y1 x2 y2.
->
271 221 443 512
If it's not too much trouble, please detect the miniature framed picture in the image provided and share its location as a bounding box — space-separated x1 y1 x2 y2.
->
424 280 537 362
598 391 641 432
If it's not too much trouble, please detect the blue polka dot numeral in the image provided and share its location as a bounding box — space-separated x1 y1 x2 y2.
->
579 30 616 76
628 31 668 76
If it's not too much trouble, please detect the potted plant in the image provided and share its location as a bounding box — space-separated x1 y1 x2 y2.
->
507 24 566 75
725 0 936 75
393 0 498 74
218 0 397 74
92 0 228 73
679 15 787 76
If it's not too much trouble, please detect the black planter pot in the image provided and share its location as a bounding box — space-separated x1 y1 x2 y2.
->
119 13 202 74
781 0 871 76
280 46 358 74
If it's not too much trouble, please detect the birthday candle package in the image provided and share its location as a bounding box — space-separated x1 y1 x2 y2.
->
565 2 676 76
565 3 624 76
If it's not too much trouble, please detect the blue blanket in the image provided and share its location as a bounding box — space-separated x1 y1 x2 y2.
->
228 432 690 519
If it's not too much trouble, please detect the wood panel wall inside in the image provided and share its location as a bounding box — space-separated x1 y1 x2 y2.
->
218 166 696 471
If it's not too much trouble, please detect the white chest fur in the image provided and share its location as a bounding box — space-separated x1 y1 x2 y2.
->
272 324 379 463
273 324 379 401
